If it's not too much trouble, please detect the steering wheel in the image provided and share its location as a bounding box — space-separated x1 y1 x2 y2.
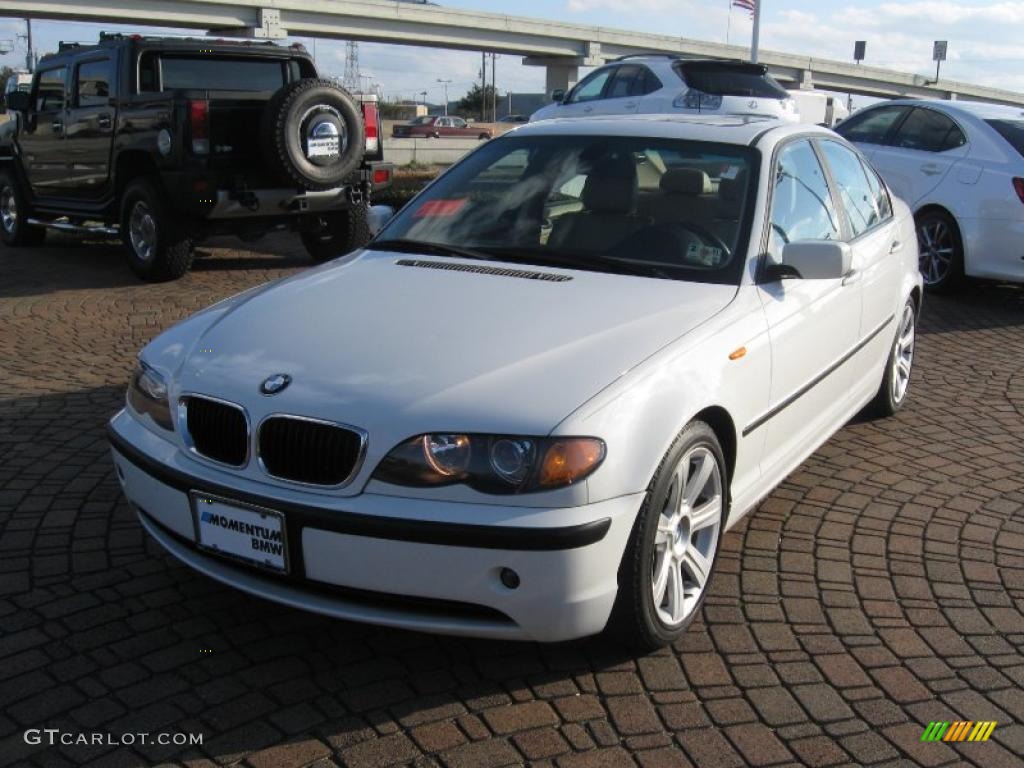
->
626 221 732 266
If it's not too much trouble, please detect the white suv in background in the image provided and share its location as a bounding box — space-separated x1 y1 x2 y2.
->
836 99 1024 290
530 56 799 124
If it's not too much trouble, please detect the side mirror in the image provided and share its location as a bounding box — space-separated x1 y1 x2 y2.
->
5 90 30 113
367 205 395 236
772 240 852 280
551 89 565 103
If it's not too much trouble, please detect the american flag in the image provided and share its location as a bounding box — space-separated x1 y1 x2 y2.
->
732 0 756 17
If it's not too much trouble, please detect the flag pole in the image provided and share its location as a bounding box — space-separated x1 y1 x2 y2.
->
750 0 761 62
726 0 733 45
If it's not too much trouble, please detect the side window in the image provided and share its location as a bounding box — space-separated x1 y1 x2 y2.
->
138 52 158 92
834 105 908 145
605 65 643 99
452 118 467 129
35 67 66 112
568 68 613 103
860 158 893 223
437 118 450 128
819 141 882 238
75 59 112 107
639 67 663 95
891 108 963 152
768 140 841 264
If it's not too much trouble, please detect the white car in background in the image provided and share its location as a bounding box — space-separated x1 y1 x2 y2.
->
531 56 799 124
835 99 1024 290
109 115 921 650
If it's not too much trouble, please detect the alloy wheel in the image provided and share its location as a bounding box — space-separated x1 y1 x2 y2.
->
651 445 722 627
1 185 17 234
892 304 916 404
917 219 955 286
129 201 157 262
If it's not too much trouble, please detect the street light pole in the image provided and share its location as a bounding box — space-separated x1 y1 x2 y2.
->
436 78 452 115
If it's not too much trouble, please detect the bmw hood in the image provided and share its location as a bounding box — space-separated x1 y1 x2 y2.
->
159 250 736 443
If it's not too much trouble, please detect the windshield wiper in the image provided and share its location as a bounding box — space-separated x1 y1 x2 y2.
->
484 247 670 279
367 238 503 263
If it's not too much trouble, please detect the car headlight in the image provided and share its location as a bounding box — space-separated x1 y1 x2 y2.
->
127 361 173 431
373 434 605 494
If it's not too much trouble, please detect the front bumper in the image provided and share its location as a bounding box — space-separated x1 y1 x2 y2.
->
108 412 640 642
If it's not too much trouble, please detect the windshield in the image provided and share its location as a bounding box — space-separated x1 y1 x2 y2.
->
374 135 757 283
987 119 1024 158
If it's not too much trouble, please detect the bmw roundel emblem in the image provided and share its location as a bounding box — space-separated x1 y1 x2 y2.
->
749 100 759 110
260 373 292 396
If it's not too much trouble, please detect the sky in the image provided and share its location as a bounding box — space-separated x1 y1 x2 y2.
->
0 0 1020 106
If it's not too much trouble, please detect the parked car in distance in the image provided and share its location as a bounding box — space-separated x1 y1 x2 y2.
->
109 115 921 650
392 115 492 139
835 99 1024 290
0 34 392 281
530 55 799 124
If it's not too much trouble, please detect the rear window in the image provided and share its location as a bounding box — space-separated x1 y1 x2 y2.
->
987 119 1024 158
674 62 788 99
139 53 299 92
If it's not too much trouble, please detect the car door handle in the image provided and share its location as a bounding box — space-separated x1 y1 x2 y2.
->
98 115 112 129
51 120 63 132
889 240 901 253
842 269 862 286
583 106 593 113
624 102 637 109
920 163 943 176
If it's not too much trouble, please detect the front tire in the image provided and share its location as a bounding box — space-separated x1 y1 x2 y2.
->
300 204 372 263
610 421 727 651
916 209 963 292
868 299 916 417
120 178 194 282
0 169 45 247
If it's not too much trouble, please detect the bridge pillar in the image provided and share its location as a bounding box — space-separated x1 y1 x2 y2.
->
545 64 580 99
524 49 603 99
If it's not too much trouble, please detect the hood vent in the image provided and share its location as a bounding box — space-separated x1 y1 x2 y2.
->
396 259 572 282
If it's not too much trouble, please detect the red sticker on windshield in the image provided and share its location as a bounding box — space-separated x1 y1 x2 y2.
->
413 199 468 218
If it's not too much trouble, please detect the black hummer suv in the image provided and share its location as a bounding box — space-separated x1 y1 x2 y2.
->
0 34 391 281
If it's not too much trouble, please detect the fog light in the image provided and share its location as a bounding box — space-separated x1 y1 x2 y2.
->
500 568 520 589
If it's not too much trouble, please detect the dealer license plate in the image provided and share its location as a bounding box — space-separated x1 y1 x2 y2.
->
191 492 288 573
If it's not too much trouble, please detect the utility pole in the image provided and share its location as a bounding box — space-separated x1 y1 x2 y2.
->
491 53 497 123
437 78 452 115
480 51 486 122
24 18 34 72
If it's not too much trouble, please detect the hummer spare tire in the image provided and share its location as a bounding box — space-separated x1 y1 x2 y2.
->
262 79 364 191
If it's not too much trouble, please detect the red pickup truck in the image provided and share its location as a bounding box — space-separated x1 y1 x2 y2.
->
392 115 491 140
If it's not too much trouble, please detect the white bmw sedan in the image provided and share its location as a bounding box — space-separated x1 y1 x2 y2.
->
109 116 922 649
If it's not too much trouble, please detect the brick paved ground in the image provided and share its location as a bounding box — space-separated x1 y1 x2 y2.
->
1 236 1023 768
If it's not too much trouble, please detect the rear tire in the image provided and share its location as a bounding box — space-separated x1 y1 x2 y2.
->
0 169 46 246
609 421 727 651
120 178 193 282
867 298 917 417
916 209 963 292
300 204 372 263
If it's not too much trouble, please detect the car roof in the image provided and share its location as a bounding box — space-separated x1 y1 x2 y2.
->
874 98 1024 121
509 114 829 146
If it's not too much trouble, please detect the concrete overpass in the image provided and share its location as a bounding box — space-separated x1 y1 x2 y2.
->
2 0 1024 107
